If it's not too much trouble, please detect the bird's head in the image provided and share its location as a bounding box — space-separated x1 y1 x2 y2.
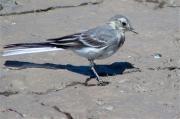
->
109 15 138 34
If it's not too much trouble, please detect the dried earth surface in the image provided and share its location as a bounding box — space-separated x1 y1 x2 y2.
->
0 0 180 119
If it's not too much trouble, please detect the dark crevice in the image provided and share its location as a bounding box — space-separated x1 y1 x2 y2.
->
52 106 73 119
30 82 87 95
167 5 180 8
134 0 180 9
0 90 19 97
1 108 24 117
30 88 64 95
134 0 159 3
30 81 98 96
40 103 73 119
0 0 103 16
161 66 180 71
147 66 180 71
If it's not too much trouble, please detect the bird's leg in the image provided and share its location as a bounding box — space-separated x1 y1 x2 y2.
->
89 60 105 86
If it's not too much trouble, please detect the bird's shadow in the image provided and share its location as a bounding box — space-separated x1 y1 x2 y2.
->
4 60 138 86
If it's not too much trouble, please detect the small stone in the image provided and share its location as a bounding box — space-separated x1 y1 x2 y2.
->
153 53 162 59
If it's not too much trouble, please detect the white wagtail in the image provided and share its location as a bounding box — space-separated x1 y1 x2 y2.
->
2 15 137 86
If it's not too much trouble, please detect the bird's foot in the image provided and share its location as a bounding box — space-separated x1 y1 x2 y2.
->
97 80 110 86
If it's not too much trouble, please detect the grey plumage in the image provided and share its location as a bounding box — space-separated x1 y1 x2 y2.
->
2 15 137 86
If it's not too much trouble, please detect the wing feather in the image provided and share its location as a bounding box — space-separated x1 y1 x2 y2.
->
46 32 107 49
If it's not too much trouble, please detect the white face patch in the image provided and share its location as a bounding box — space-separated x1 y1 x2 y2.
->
118 18 127 23
108 17 130 30
109 21 117 29
118 18 128 25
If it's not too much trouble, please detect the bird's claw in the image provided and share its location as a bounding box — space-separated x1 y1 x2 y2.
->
97 80 110 86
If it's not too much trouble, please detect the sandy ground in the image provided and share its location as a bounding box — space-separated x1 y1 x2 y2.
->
0 0 180 119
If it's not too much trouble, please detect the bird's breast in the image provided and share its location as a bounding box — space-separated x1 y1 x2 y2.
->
117 32 125 48
99 32 125 59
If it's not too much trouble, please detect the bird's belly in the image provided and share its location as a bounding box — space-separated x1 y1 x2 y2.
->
74 45 119 60
74 47 105 60
96 46 118 59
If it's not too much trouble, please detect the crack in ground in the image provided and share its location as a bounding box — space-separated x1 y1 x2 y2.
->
0 90 19 97
134 0 160 3
30 88 65 95
0 108 24 117
0 0 103 16
167 5 180 8
40 103 73 119
134 0 179 9
52 106 73 119
28 68 142 95
147 66 180 71
30 81 98 96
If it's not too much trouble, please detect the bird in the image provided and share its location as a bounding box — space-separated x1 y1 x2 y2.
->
2 15 138 86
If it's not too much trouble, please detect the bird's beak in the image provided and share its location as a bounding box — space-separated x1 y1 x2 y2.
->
129 27 138 34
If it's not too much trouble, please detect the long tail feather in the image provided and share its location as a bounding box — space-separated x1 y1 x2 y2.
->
4 42 53 48
2 47 63 56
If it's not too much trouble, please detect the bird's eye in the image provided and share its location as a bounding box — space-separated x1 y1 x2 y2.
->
122 22 127 26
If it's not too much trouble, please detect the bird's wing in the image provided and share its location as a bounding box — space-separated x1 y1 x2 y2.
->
46 28 111 49
78 32 108 48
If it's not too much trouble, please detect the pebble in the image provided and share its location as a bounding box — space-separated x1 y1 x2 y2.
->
153 53 162 59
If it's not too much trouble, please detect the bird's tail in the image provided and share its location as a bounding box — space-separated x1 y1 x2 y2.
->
2 42 63 56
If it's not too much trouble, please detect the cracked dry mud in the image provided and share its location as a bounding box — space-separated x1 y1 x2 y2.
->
0 0 180 119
